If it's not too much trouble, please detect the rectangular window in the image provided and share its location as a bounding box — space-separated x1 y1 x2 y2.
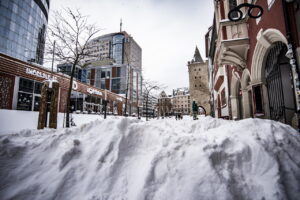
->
19 78 34 93
101 71 106 78
17 92 33 111
34 82 42 94
221 89 226 107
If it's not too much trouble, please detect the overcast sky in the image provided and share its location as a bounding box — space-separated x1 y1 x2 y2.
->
50 0 214 93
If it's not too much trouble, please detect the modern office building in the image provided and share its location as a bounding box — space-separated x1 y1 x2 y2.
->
57 63 87 83
81 31 143 114
0 0 49 65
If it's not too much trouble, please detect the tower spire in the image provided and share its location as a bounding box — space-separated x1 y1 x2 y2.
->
193 46 203 63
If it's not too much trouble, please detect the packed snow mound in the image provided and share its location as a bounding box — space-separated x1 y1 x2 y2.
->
0 117 299 200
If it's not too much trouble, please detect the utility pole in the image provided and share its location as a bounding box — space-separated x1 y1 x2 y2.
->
104 90 107 119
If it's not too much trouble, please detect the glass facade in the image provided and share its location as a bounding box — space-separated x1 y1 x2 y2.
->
112 34 124 64
0 0 49 64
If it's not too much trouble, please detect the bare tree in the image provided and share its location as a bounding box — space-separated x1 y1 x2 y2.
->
46 8 100 127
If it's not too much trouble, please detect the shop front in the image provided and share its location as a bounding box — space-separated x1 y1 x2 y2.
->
0 53 126 115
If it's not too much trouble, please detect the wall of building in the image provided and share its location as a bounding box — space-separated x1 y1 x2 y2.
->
0 0 49 64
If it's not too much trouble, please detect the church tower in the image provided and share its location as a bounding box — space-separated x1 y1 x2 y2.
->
188 46 211 115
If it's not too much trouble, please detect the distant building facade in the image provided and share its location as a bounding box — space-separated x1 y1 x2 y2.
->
157 91 172 117
142 94 157 118
172 88 190 115
188 47 211 115
0 0 49 65
58 31 143 115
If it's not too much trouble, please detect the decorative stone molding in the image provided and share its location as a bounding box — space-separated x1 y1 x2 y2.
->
251 28 288 82
241 68 251 90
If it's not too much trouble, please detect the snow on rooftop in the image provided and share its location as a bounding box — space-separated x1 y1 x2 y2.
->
0 110 299 200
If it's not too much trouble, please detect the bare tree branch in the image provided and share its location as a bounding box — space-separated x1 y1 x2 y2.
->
45 8 101 128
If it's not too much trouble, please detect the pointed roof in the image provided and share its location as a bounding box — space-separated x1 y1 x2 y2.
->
193 46 203 63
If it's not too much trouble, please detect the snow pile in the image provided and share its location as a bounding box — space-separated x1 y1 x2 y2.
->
0 109 104 134
0 117 299 200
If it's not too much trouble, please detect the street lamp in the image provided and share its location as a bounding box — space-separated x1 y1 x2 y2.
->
146 86 158 121
103 89 108 119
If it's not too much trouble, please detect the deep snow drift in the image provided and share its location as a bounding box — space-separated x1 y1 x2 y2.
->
0 116 300 200
0 109 104 134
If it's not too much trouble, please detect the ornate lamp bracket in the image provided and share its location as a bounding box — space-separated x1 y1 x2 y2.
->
228 3 264 22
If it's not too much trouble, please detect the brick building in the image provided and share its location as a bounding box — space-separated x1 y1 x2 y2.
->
206 0 300 128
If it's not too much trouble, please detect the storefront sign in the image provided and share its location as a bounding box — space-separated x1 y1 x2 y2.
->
87 88 102 96
26 68 57 80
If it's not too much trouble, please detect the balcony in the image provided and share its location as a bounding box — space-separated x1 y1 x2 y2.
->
218 18 249 70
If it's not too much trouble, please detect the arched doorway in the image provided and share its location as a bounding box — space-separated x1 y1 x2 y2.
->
198 106 206 115
264 42 295 125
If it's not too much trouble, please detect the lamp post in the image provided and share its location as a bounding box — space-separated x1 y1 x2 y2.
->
146 86 158 121
104 89 107 119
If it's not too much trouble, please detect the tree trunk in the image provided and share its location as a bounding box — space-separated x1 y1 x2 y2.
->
66 61 77 128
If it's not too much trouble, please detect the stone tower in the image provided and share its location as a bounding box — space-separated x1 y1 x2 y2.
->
188 46 211 115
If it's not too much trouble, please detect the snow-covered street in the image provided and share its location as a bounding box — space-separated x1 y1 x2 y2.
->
0 113 299 200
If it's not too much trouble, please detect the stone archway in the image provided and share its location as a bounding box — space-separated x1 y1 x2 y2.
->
264 42 296 125
251 28 288 83
251 28 289 119
198 106 206 115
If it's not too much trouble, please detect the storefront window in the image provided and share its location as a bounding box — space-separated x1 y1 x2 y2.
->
17 92 33 111
17 78 42 111
19 78 34 93
70 91 84 112
34 82 42 94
